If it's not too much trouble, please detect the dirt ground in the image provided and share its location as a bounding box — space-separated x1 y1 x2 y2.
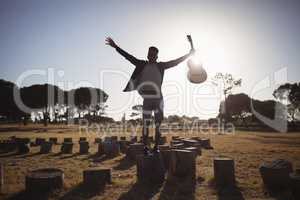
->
0 124 299 200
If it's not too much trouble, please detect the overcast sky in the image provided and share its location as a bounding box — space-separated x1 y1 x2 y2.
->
1 0 300 120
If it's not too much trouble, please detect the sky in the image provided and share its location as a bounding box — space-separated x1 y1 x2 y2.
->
1 0 300 120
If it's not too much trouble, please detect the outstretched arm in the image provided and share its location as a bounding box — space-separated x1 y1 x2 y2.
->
105 37 141 66
161 49 195 69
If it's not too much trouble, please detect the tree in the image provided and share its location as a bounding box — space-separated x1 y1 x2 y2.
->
273 82 300 122
212 73 242 123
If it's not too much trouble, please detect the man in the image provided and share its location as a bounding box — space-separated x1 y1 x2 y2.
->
105 37 194 154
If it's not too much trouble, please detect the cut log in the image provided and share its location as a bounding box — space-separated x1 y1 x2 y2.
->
61 142 73 154
103 140 120 157
126 143 144 160
136 153 165 184
119 140 130 154
214 157 236 186
169 149 196 179
40 141 52 154
49 137 58 144
79 141 89 154
83 168 111 187
97 142 104 155
17 142 30 154
159 136 167 145
25 168 64 193
94 138 102 144
259 159 293 191
35 138 46 145
120 136 126 141
201 139 212 149
79 137 87 142
63 138 72 143
290 169 300 200
160 149 171 171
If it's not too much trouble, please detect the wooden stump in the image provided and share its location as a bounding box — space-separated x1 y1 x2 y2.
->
136 153 165 184
169 149 196 179
259 159 293 191
103 140 120 157
290 169 300 200
17 142 30 154
35 138 46 145
79 137 87 142
40 141 52 154
119 140 130 153
120 136 126 141
94 138 102 144
159 145 170 151
201 139 212 149
183 147 198 156
171 143 185 150
79 141 89 154
160 150 171 171
83 168 111 187
214 157 236 186
63 138 72 143
26 168 64 193
159 136 167 145
49 137 58 144
111 136 118 141
126 143 144 160
61 142 73 154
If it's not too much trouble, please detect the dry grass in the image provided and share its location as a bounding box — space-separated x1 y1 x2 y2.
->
0 124 299 200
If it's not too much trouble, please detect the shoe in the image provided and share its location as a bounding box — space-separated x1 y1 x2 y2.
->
152 145 160 154
143 146 150 155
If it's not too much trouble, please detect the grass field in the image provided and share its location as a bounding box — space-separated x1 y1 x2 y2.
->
0 124 299 200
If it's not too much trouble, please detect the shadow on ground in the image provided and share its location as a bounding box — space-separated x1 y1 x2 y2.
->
113 156 135 170
59 183 105 200
117 182 162 200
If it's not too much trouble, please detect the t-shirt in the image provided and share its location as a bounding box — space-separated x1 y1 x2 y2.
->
137 63 162 97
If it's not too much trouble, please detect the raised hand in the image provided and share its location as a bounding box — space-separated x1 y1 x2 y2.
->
105 37 117 48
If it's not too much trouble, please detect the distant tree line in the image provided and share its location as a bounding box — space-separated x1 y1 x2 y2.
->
0 79 113 125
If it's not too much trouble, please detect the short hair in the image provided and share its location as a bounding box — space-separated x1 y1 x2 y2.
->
149 46 159 54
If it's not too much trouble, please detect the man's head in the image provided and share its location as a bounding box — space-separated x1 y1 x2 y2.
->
147 46 159 63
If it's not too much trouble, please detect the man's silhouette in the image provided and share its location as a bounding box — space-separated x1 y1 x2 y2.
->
106 37 194 154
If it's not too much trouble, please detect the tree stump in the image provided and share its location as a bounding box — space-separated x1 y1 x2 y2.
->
159 136 167 145
17 142 30 154
183 147 198 156
79 137 87 142
111 136 118 141
214 157 236 186
83 168 111 187
201 139 212 149
49 137 58 144
171 143 185 150
126 143 144 160
25 168 64 193
119 140 130 154
79 141 89 154
290 169 300 200
40 141 53 154
259 159 293 191
94 138 102 144
159 145 170 151
61 142 73 154
160 149 171 170
35 138 46 145
120 136 126 141
136 153 165 184
169 149 196 179
63 138 72 143
103 140 120 157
